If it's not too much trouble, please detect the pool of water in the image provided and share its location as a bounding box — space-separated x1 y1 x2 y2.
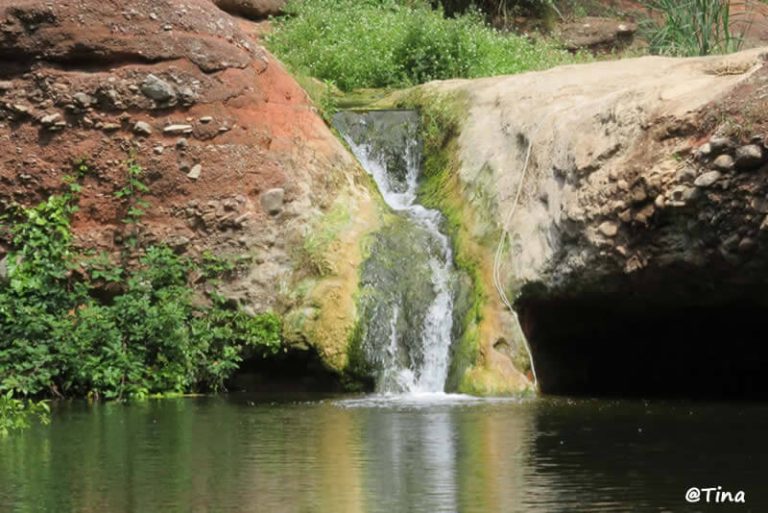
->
1 394 765 512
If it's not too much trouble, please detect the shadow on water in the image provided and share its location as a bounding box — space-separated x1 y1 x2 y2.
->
1 395 767 512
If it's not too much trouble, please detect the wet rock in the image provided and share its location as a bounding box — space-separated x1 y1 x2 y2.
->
712 154 734 172
133 121 153 136
598 221 618 237
694 170 722 188
141 74 176 102
734 144 764 171
260 188 285 215
187 163 202 180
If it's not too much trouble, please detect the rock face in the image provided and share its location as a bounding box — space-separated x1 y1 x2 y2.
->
0 0 378 377
419 48 768 397
212 0 287 20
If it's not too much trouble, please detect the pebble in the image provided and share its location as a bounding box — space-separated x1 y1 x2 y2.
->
199 116 213 124
712 154 734 172
133 121 153 136
73 92 94 107
187 164 202 180
163 124 193 135
709 136 732 154
40 113 61 125
260 188 285 216
598 221 619 238
694 170 722 188
141 74 176 102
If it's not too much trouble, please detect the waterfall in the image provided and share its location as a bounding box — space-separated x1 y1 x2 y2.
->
334 111 457 395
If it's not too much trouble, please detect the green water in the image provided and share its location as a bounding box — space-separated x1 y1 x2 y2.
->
1 395 766 512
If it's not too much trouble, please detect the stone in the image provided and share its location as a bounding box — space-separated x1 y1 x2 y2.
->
199 116 213 124
598 220 618 237
695 143 712 160
163 124 193 135
101 122 120 132
734 144 764 171
0 81 13 91
179 87 197 104
213 0 287 19
73 92 94 107
709 136 732 154
694 170 722 188
260 188 285 215
187 163 202 180
176 137 189 149
40 113 61 125
141 74 176 102
133 121 153 136
712 154 734 172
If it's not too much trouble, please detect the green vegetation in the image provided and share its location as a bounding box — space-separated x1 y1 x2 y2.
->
0 393 49 436
645 0 744 56
268 0 582 91
0 163 282 411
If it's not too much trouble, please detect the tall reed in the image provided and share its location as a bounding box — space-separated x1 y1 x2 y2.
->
647 0 751 56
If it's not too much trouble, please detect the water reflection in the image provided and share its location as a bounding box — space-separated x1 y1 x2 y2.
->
1 396 767 512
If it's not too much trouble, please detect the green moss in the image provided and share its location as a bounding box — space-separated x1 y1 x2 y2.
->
298 202 352 277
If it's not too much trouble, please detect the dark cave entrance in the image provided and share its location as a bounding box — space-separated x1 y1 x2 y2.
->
227 348 351 395
516 267 768 399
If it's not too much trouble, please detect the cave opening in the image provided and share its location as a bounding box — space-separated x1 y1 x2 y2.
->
517 268 768 399
227 348 355 396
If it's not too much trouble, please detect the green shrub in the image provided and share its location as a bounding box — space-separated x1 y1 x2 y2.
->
267 0 581 91
0 393 49 436
0 167 283 403
645 0 744 56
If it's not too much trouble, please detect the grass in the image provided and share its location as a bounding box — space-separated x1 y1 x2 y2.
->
267 0 584 92
645 0 746 56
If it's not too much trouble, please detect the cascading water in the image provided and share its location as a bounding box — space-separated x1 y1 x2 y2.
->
334 111 458 395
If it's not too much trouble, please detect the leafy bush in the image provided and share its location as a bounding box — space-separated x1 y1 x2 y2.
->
646 0 744 56
267 0 581 91
0 393 49 436
0 167 283 403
